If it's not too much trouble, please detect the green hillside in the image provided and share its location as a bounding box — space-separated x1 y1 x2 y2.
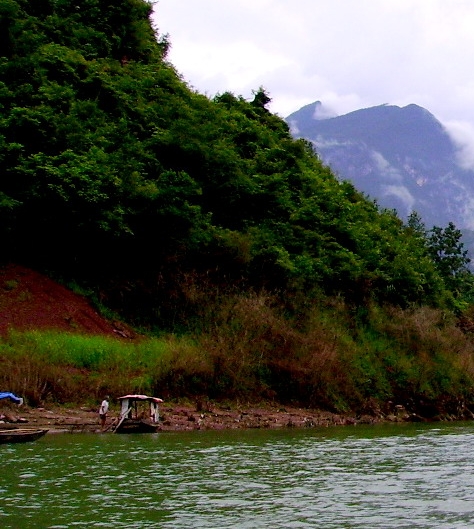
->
2 0 474 416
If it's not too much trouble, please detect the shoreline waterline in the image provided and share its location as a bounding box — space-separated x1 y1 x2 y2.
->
1 400 462 434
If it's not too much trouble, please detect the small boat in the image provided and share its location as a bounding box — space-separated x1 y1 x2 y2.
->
113 394 164 434
0 428 48 444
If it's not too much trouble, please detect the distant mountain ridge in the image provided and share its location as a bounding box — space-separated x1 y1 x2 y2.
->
286 101 474 234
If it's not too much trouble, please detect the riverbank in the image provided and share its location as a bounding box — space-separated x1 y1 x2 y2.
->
0 401 415 434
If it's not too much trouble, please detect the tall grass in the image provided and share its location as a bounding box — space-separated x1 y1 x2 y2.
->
2 295 474 417
0 330 171 406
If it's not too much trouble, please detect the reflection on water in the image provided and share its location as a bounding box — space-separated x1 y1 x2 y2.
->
1 422 474 528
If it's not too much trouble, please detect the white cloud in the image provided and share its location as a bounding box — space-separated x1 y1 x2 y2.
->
371 152 403 182
154 0 474 129
311 137 353 149
381 185 415 215
444 121 474 171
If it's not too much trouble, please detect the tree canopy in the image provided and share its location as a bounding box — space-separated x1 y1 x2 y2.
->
1 0 472 329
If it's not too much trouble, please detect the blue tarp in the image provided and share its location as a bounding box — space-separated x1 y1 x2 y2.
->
0 392 22 404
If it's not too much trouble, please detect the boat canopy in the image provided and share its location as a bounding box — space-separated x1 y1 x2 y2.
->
117 394 164 426
118 394 163 404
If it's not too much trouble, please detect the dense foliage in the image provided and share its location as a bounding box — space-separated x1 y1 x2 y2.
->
3 0 474 415
2 0 472 331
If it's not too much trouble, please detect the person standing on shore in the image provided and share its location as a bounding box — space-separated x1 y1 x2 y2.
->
99 396 109 430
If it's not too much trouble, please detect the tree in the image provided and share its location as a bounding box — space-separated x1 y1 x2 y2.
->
427 222 471 293
251 87 271 110
406 211 427 239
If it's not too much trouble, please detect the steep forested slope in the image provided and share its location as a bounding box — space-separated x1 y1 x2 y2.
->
4 1 474 417
0 0 470 330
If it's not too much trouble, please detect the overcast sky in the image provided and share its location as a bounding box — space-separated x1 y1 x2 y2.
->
153 0 474 166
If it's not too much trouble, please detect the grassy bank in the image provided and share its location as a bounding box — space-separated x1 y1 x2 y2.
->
2 294 474 418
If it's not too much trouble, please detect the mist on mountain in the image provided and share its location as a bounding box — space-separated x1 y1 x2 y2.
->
287 101 474 234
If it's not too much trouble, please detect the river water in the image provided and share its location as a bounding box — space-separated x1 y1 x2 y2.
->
2 421 474 528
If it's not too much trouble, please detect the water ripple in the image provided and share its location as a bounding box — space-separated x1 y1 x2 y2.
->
2 423 474 527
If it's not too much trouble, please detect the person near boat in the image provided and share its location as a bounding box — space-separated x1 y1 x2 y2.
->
98 396 109 430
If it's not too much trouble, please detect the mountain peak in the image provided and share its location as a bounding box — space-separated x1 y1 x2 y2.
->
286 101 472 231
287 101 337 135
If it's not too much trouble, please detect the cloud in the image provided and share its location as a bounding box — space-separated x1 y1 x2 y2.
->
381 185 415 215
155 0 474 130
312 137 354 149
444 120 474 171
371 152 403 182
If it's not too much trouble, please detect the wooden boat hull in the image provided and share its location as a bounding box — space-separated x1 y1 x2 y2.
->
114 419 158 434
0 428 48 444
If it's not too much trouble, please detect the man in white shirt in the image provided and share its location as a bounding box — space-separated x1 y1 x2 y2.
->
99 396 109 430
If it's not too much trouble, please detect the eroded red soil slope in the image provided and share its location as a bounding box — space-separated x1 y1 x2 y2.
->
0 263 133 338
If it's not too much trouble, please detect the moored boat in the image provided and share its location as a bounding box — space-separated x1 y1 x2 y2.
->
0 428 48 444
113 394 163 434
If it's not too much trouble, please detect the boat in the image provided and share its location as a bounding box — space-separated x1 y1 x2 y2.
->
0 428 48 444
113 394 164 434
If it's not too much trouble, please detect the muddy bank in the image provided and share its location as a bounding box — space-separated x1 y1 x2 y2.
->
0 401 431 434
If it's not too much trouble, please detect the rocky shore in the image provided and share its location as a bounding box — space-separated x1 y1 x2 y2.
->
0 401 417 434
